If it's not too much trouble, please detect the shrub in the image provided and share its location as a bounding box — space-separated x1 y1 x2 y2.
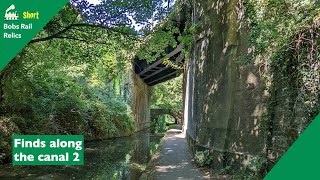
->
194 150 213 167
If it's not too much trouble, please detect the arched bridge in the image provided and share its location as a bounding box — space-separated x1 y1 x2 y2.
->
150 109 183 125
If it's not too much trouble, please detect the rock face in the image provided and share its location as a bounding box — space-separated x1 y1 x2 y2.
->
183 0 267 169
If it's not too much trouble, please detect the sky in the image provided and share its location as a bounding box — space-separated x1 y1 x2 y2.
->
85 0 143 30
84 0 173 31
85 0 152 31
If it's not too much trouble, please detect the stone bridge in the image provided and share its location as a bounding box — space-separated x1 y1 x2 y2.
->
150 109 183 125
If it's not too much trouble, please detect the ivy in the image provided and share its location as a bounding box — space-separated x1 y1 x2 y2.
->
240 0 320 177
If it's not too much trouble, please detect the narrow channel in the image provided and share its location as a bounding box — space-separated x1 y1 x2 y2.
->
0 130 162 180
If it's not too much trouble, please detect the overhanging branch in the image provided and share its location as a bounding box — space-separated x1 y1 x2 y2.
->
28 22 133 44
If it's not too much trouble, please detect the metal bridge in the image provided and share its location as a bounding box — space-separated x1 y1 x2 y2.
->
133 9 186 86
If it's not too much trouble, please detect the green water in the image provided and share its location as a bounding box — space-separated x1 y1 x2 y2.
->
0 130 162 180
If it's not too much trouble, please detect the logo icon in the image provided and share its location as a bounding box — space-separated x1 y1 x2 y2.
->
4 5 19 21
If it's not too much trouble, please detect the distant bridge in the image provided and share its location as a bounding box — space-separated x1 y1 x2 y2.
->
150 109 183 124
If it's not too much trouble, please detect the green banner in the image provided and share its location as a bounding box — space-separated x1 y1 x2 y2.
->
0 0 69 71
12 135 84 165
264 113 320 179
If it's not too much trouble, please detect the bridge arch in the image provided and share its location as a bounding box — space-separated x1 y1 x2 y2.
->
150 109 183 125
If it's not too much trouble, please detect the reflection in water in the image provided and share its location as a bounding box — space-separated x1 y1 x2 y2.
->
130 132 150 180
0 130 162 180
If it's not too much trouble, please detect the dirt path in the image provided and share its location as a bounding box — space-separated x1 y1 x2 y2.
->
155 129 210 180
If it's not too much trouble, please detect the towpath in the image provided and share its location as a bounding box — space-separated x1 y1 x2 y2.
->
155 129 210 180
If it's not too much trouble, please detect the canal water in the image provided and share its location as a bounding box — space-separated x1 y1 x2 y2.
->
0 130 162 180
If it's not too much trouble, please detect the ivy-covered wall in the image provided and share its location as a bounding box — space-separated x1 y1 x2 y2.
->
183 0 320 175
265 23 320 171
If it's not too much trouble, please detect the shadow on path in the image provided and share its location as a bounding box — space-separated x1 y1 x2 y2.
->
155 129 210 180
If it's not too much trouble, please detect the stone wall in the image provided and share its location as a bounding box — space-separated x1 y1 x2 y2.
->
183 0 320 174
131 71 151 131
183 0 267 169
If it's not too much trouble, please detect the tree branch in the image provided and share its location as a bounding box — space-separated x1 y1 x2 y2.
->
55 36 112 45
28 22 134 44
28 24 73 44
28 14 79 44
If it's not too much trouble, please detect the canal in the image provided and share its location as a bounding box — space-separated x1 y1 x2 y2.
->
0 130 162 180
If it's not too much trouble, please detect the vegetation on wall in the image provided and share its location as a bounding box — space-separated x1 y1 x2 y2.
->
175 0 319 178
194 150 213 167
241 0 320 177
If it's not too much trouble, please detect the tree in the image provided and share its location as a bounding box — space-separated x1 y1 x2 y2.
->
151 74 183 110
30 0 176 44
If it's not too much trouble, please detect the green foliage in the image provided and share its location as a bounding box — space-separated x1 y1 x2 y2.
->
150 73 182 133
230 156 267 180
0 115 21 164
240 1 320 176
164 115 175 124
163 57 183 69
137 23 179 63
0 0 183 164
194 150 213 167
178 21 200 59
136 0 195 63
90 97 134 138
151 74 183 110
149 142 159 156
151 115 168 133
248 156 267 172
242 0 319 61
232 171 257 180
72 0 174 33
167 124 177 129
151 114 177 133
216 155 267 180
218 165 232 175
242 0 320 133
0 7 136 142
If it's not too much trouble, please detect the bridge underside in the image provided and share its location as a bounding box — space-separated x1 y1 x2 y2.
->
133 44 185 86
133 7 186 86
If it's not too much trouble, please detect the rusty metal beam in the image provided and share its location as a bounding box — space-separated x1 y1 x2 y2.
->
147 71 177 85
138 44 183 76
143 67 169 80
143 54 184 80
